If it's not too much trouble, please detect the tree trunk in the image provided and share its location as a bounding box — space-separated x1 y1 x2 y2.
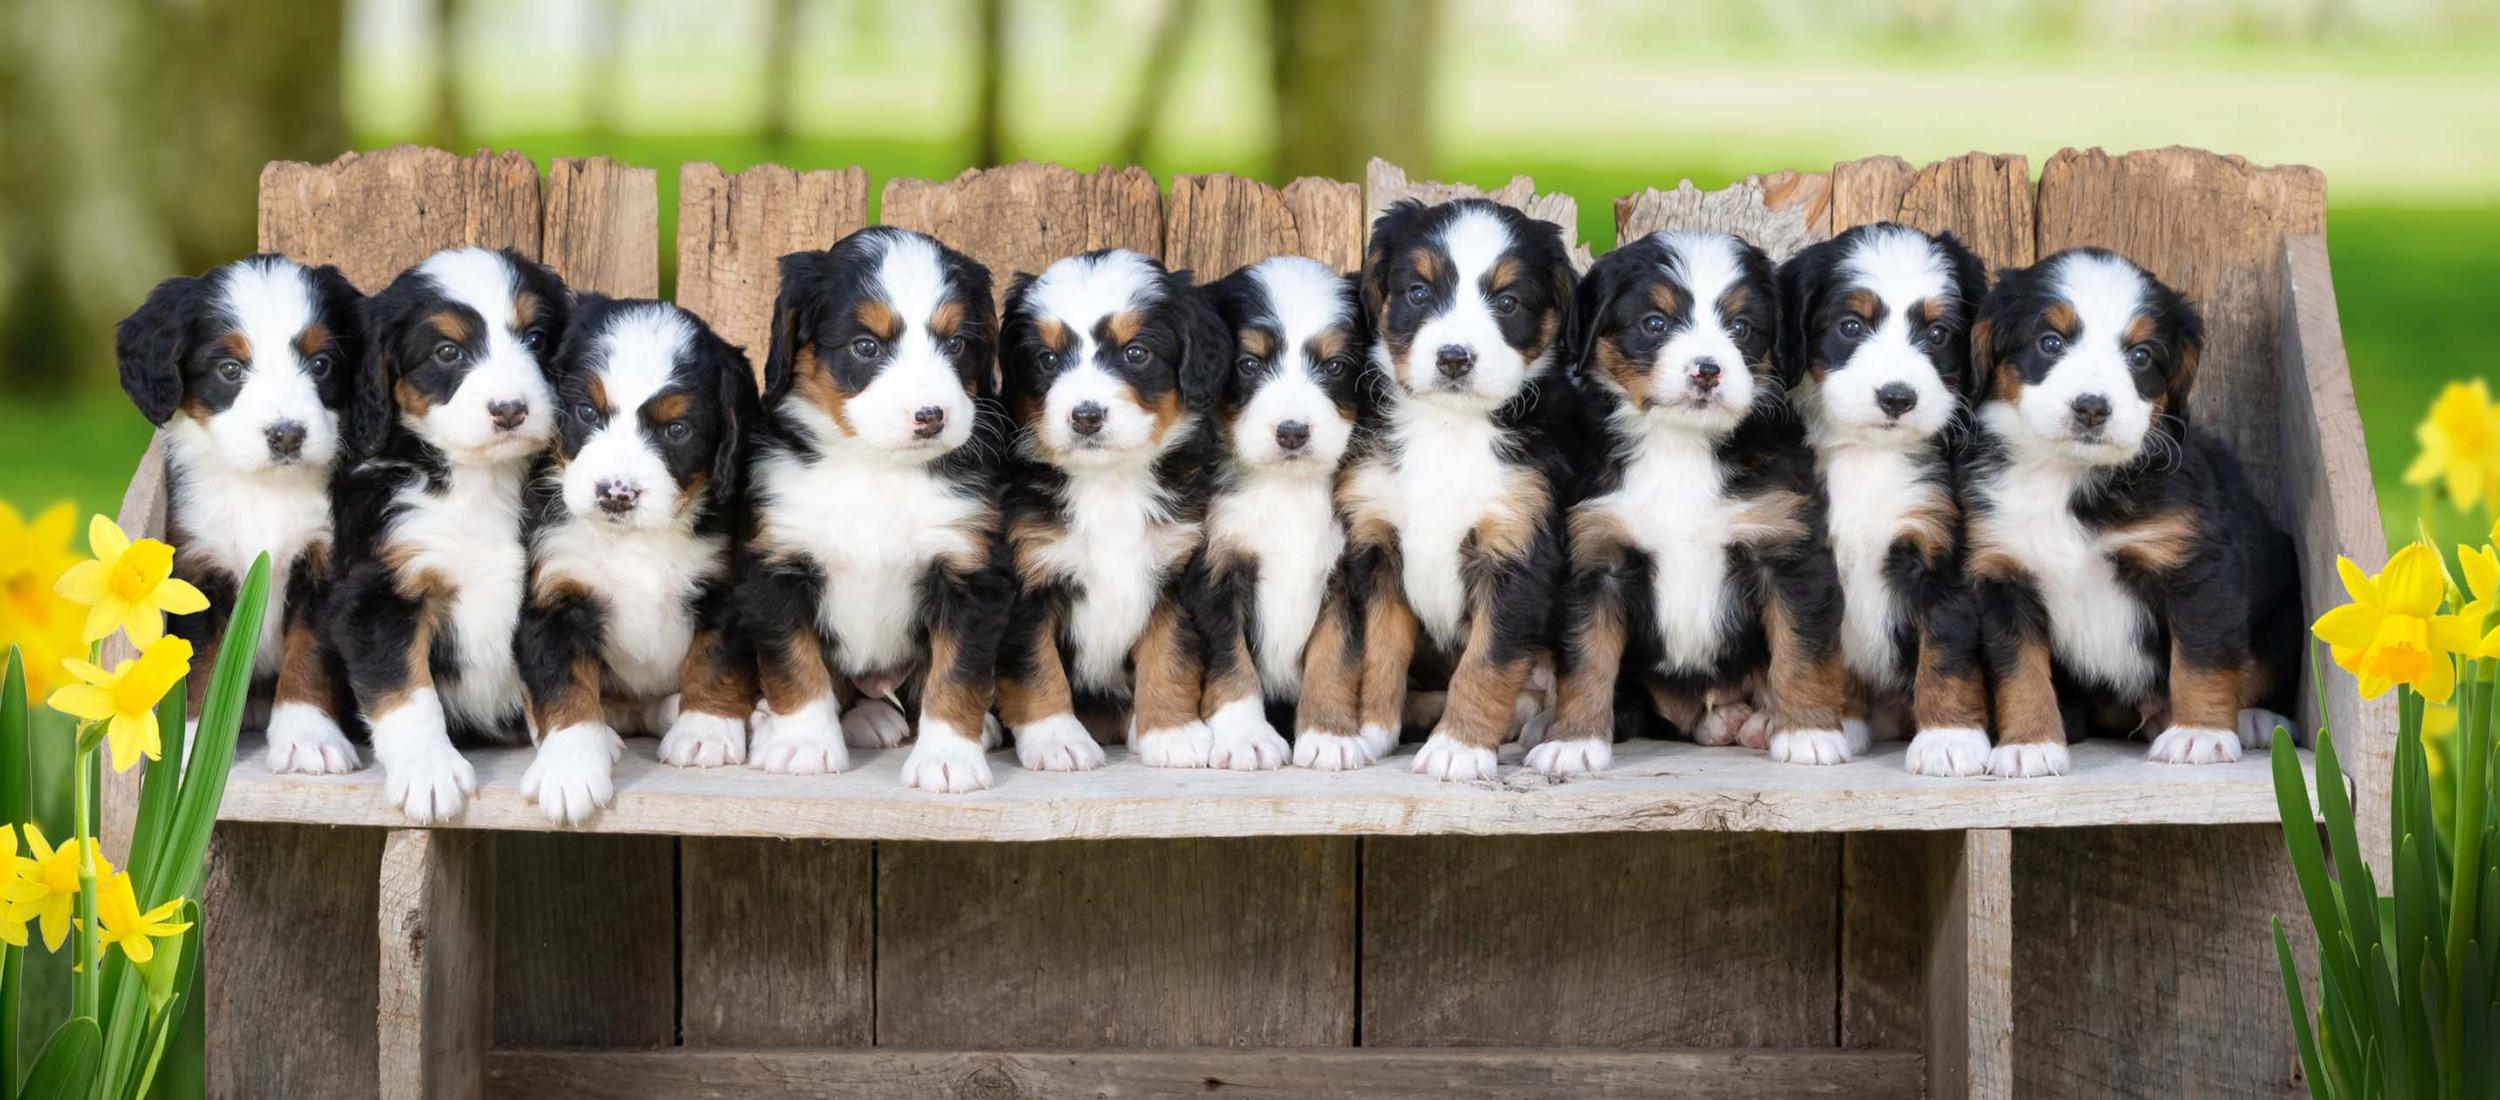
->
760 0 802 150
1115 0 1198 167
1268 0 1435 181
971 0 1008 167
428 0 467 152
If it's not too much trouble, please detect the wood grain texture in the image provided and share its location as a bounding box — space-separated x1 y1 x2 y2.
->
2277 234 2394 875
674 161 871 372
491 833 677 1048
880 163 1165 304
1924 830 2014 1100
1163 173 1362 279
1831 153 2035 271
875 838 1355 1047
2034 146 2328 507
379 829 494 1100
1365 158 1594 269
485 1047 1923 1099
205 823 382 1100
100 436 170 863
543 157 659 297
2012 825 2314 1098
1614 171 1834 262
1362 833 1838 1047
1841 833 1925 1051
680 838 874 1047
257 145 542 289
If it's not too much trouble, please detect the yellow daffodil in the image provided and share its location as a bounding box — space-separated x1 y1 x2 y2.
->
47 636 192 772
0 826 27 949
2311 543 2479 702
0 501 86 698
2406 380 2500 512
4 823 109 952
52 515 205 646
91 872 190 966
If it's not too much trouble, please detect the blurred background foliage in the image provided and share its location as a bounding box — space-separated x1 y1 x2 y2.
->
1 0 2494 543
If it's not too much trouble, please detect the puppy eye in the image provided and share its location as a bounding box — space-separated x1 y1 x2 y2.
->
574 403 600 424
1404 283 1431 307
1639 314 1667 337
1035 349 1061 372
520 329 546 352
214 358 245 383
1837 318 1867 340
1726 318 1752 340
1322 357 1353 378
2037 332 2067 356
2125 345 2155 370
1492 294 1521 317
850 337 882 360
1921 322 1950 348
306 354 333 379
942 334 969 358
431 342 462 365
663 421 692 442
1122 343 1149 367
1236 355 1262 373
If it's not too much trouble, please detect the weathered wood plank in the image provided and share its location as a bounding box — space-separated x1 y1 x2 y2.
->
1841 833 1925 1050
1614 171 1833 261
1366 158 1594 267
1924 830 2013 1100
673 161 870 374
875 838 1355 1047
100 436 170 862
1163 172 1362 279
1362 833 1838 1047
1831 153 2034 272
484 1046 1923 1100
543 157 659 298
879 163 1164 309
378 829 493 1100
680 838 874 1047
205 823 382 1100
256 145 542 290
489 833 677 1047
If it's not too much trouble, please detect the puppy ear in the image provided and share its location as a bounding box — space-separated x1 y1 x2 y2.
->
115 276 200 426
2166 295 2206 422
347 279 414 458
708 329 758 503
1934 231 1989 398
1564 251 1619 386
765 251 825 406
953 257 1001 402
1546 254 1580 384
1967 266 2019 403
1177 278 1230 413
1359 199 1425 328
1773 238 1832 395
997 272 1040 412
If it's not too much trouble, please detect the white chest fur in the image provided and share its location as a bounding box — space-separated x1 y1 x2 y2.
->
1380 407 1511 650
1973 456 2158 699
1209 473 1342 698
1031 464 1193 694
1588 431 1743 672
1820 444 1932 689
387 461 530 728
165 439 329 677
531 516 723 700
756 450 984 676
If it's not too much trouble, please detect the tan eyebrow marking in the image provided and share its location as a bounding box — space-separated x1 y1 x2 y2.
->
856 299 902 342
647 393 692 420
2042 303 2079 339
218 332 253 361
510 292 542 334
295 324 330 360
430 310 472 344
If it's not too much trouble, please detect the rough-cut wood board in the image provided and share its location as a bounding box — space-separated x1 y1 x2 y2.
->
674 162 871 371
488 832 677 1047
485 1047 1924 1099
218 735 2315 838
680 838 873 1046
1841 833 1925 1050
206 823 382 1099
2034 146 2328 507
1925 830 2013 1100
379 829 493 1100
2013 825 2315 1098
875 838 1355 1046
879 163 1164 306
1366 158 1594 268
1614 171 1833 261
257 145 542 290
2277 234 2393 875
1362 833 1838 1046
1831 153 2035 272
1163 173 1363 278
543 157 659 298
101 436 171 862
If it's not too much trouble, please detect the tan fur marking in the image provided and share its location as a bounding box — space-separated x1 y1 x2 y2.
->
758 630 833 715
928 299 965 340
856 298 901 342
1104 310 1145 350
1293 591 1361 737
2042 303 2079 340
1357 594 1418 736
1412 249 1444 287
1129 601 1204 736
789 344 853 434
510 292 542 336
996 620 1074 728
647 392 692 421
919 624 992 735
1549 598 1626 743
1911 631 1988 732
676 627 755 718
1239 328 1275 360
2169 644 2242 731
1992 635 2064 747
1898 487 1959 565
295 323 331 361
1841 290 1880 323
1765 595 1851 732
430 311 472 345
2105 509 2201 576
1199 616 1264 720
1440 610 1533 750
1470 475 1549 564
531 654 605 735
1568 507 1633 571
1728 490 1812 549
1145 385 1186 447
271 614 334 707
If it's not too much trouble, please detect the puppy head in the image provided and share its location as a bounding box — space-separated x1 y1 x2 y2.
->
354 247 569 462
548 297 754 530
1568 229 1776 435
115 255 362 473
1204 256 1365 473
1974 248 2202 467
1778 224 1986 447
1001 249 1224 469
1361 199 1574 412
767 227 995 461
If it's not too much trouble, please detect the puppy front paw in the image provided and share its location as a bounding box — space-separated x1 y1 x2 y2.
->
659 710 747 768
371 696 473 824
840 698 911 749
2147 725 2241 765
981 711 1004 750
1013 714 1106 772
1903 726 1991 778
1987 741 2070 779
1840 718 1872 756
1524 736 1612 777
751 701 851 774
1411 731 1499 782
1293 730 1376 771
1206 699 1288 771
265 702 362 775
2236 708 2299 751
1768 727 1854 766
1135 720 1215 768
900 720 994 793
522 723 624 825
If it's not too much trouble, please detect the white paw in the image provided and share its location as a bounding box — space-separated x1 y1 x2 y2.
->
264 702 361 775
1135 720 1215 768
900 720 994 793
1206 698 1288 770
1841 718 1872 756
1524 737 1613 776
1293 730 1376 771
2237 708 2298 751
658 710 747 768
1411 730 1500 782
1357 723 1398 759
840 698 911 749
370 691 474 824
521 723 623 825
751 700 851 774
1903 726 1991 778
2148 725 2242 765
981 711 1004 750
1768 727 1854 765
1988 741 2071 779
1515 708 1556 750
1013 714 1106 772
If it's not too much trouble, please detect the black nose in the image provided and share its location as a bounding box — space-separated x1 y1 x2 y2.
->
1434 345 1474 380
2071 393 2112 429
1069 401 1107 437
1689 357 1721 390
1875 382 1918 418
265 420 307 458
489 399 529 432
1275 420 1311 452
595 479 641 515
912 405 947 439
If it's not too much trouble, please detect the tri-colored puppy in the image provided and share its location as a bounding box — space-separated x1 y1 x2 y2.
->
739 227 1013 792
514 295 756 823
1538 229 1854 774
1964 248 2300 777
327 246 569 823
114 254 364 774
996 249 1227 772
1777 224 1993 774
1338 199 1574 782
1193 256 1368 770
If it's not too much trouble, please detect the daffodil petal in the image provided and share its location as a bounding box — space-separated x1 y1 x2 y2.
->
2336 556 2379 605
121 605 163 647
154 578 208 616
108 713 144 773
80 603 120 645
2431 615 2484 655
2461 548 2499 604
2312 604 2383 649
52 560 107 605
85 516 129 561
45 685 113 722
2382 545 2449 616
2421 653 2458 704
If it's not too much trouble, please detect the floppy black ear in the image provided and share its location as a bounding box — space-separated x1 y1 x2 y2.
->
1175 276 1230 413
348 277 417 458
707 329 759 503
1968 264 2023 403
2167 292 2206 421
1935 231 1989 398
952 257 1001 402
1774 237 1835 394
1359 199 1426 326
997 272 1040 412
115 276 200 427
764 251 826 405
1546 253 1581 385
1566 249 1630 385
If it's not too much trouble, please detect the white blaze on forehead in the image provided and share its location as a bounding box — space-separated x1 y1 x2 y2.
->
1028 250 1163 345
1807 227 1961 445
420 247 525 332
218 257 320 364
1650 229 1747 313
594 304 696 413
1247 256 1348 351
2051 251 2155 347
873 231 953 327
1840 226 1955 314
1438 207 1514 287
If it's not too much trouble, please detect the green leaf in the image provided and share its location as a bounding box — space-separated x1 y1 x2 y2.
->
125 995 179 1100
139 949 200 1100
123 676 185 906
138 554 265 910
0 648 24 1098
16 1017 99 1100
2280 733 2367 1021
2278 918 2331 1100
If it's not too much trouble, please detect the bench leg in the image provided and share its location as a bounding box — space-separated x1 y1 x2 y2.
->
379 829 493 1100
1924 828 2013 1099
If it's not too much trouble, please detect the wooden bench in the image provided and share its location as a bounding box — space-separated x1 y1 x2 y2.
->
108 145 2383 1100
